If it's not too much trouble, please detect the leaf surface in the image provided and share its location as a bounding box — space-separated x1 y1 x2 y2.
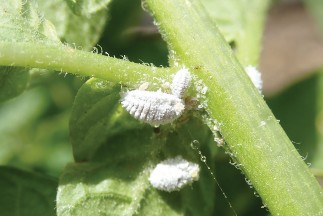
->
0 0 60 44
0 166 57 216
37 0 109 49
0 0 60 102
0 67 29 103
60 78 216 215
65 0 112 16
267 71 323 167
200 0 269 65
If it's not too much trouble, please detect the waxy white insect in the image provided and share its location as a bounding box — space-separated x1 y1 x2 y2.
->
245 65 263 92
121 90 185 126
149 156 200 192
171 68 192 98
121 68 191 126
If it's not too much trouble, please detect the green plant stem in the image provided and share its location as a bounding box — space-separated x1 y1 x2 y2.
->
145 0 323 215
0 42 175 87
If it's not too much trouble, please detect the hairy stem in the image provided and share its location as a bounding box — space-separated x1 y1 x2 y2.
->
0 42 175 87
145 0 323 215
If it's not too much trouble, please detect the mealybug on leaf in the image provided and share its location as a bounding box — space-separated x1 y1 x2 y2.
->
121 90 185 126
149 156 200 192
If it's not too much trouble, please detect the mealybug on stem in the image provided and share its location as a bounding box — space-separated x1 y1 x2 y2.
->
245 65 263 92
171 68 192 98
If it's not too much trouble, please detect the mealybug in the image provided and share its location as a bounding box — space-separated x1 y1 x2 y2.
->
121 90 185 126
171 68 192 98
149 156 200 192
121 68 191 126
245 65 263 92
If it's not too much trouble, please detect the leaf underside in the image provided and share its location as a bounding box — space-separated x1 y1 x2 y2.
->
0 166 57 216
0 0 110 102
58 78 216 216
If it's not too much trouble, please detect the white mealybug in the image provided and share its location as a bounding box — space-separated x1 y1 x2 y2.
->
121 90 185 126
149 156 200 192
171 68 192 98
245 65 263 92
121 68 191 126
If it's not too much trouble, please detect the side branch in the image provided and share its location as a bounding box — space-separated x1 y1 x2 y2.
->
0 42 175 87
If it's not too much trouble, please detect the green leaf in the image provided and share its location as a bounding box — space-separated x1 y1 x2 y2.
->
0 73 79 175
63 78 216 215
57 157 215 216
200 0 270 65
0 87 49 163
65 0 112 16
267 71 323 167
37 0 109 49
200 0 240 44
0 166 57 216
0 0 60 44
0 0 61 101
69 78 213 163
69 78 146 162
0 67 29 103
